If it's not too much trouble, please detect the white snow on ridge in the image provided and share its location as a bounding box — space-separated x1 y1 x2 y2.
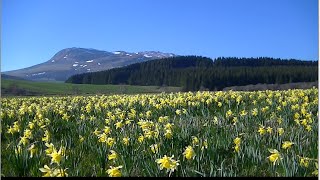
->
52 60 55 62
75 62 79 63
144 54 153 58
87 69 91 71
86 60 94 63
83 65 87 67
31 72 46 76
73 64 78 67
98 63 101 65
113 51 121 55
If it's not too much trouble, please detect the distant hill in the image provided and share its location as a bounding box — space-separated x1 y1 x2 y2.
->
66 56 318 91
1 74 28 81
2 47 175 82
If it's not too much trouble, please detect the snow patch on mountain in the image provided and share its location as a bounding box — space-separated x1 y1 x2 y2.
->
31 72 46 76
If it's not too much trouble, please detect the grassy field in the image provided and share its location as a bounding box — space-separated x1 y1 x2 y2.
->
1 79 182 96
1 88 318 177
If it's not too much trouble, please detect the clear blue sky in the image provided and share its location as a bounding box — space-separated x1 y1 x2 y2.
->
2 0 318 71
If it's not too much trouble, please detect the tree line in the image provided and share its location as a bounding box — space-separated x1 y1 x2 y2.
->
66 56 318 91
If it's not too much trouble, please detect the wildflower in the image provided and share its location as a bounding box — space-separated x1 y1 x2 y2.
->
299 157 310 167
266 127 272 134
164 129 173 139
213 116 218 125
252 108 258 116
138 135 144 143
15 145 22 155
107 166 123 177
233 137 241 153
150 144 159 154
39 165 54 177
305 125 312 132
106 137 115 147
53 168 68 177
77 135 84 143
48 146 63 165
312 162 318 176
155 155 179 173
175 109 181 115
282 141 294 150
201 139 208 151
123 137 129 146
268 149 281 165
165 123 173 130
93 128 101 136
45 143 54 154
183 146 195 160
28 144 37 158
234 145 240 153
42 130 50 142
19 136 29 146
104 126 111 134
217 102 222 107
28 122 35 129
301 119 308 126
23 129 32 138
108 150 118 161
192 136 199 146
277 128 284 136
7 126 16 134
226 110 233 118
258 126 266 135
115 121 123 129
232 117 238 125
98 133 107 143
240 110 247 116
234 137 241 146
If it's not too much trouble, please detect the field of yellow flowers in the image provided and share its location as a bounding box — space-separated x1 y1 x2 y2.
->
1 88 318 177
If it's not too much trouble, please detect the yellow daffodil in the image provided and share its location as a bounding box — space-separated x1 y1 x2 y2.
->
108 150 118 161
123 137 129 146
183 146 195 160
150 144 159 154
155 155 179 172
107 166 123 177
281 141 294 150
268 149 281 165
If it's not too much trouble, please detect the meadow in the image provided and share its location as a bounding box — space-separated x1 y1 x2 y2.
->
1 79 181 96
1 88 318 177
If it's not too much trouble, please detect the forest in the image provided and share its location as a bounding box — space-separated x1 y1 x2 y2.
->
66 56 318 91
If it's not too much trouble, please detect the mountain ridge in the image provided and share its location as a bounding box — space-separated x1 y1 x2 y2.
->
3 47 176 82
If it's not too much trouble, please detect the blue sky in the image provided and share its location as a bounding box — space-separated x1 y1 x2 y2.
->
2 0 318 71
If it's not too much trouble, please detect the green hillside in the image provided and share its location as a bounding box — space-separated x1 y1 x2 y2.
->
1 79 181 96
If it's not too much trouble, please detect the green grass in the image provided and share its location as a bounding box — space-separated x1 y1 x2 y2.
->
1 79 182 96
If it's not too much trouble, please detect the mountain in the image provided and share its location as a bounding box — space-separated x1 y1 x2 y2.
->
2 47 175 82
66 56 318 91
